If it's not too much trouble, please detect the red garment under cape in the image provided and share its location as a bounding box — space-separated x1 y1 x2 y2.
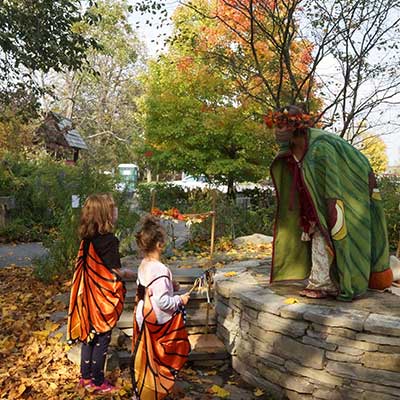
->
67 240 125 343
131 276 190 400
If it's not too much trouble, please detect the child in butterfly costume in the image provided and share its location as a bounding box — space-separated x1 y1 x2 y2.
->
67 193 134 395
131 215 191 400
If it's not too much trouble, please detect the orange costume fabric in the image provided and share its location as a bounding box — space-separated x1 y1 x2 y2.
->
132 277 190 400
67 240 126 343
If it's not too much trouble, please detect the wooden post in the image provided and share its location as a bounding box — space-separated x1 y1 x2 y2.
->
397 238 400 259
150 189 156 212
210 190 217 259
206 191 217 335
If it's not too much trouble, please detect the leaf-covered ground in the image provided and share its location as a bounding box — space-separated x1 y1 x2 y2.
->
0 262 272 399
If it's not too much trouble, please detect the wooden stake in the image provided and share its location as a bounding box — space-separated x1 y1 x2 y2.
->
150 189 156 212
397 238 400 259
210 190 216 259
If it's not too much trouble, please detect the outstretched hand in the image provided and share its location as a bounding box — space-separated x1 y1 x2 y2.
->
180 292 190 305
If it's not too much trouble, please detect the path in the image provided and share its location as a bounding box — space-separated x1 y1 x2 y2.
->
0 242 47 267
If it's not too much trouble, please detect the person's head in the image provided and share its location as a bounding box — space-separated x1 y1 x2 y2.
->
100 193 118 224
266 104 312 142
135 215 167 256
79 194 114 239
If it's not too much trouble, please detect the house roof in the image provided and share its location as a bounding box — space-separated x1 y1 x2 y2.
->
37 112 88 150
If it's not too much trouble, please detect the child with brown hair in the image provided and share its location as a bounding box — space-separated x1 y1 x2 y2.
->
67 193 133 395
131 215 191 400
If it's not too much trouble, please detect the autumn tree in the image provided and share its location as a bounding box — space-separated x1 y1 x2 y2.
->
357 134 389 174
136 0 400 143
0 0 99 120
143 3 276 194
45 0 145 168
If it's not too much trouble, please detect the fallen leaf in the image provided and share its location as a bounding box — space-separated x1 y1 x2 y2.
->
284 298 299 305
209 384 230 398
254 387 265 396
224 271 237 277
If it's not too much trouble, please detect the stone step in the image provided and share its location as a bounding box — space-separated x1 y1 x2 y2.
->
124 288 213 305
122 267 208 284
117 308 216 330
116 333 228 369
120 325 216 336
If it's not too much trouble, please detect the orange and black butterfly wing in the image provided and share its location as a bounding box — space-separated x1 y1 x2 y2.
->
67 241 125 343
132 293 190 399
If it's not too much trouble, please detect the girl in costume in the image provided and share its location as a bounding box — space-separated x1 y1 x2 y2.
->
132 215 191 400
67 193 133 395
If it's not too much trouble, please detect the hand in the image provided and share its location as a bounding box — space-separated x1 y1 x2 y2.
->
113 268 135 279
180 292 190 305
172 280 180 291
121 268 136 279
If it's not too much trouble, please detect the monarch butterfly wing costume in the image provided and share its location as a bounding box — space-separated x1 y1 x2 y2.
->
67 240 126 342
132 276 190 400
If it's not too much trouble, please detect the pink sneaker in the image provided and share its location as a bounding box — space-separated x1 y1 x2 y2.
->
92 380 118 395
78 378 95 390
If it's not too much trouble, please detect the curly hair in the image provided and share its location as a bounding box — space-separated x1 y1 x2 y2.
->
79 194 114 239
135 215 166 255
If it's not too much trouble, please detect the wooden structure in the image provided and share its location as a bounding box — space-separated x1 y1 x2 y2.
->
0 196 15 229
34 112 88 163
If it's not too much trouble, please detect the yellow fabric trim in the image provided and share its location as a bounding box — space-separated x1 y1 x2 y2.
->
372 188 382 201
331 200 347 241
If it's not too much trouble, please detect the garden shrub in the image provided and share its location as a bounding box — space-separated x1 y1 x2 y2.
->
0 152 139 281
136 182 189 212
379 175 400 251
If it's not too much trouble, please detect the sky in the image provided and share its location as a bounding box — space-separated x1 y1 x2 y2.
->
129 2 400 166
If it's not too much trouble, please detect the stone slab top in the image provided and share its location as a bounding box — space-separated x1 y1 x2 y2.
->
216 267 400 337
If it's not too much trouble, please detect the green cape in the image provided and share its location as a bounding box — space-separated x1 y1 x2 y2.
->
270 128 390 301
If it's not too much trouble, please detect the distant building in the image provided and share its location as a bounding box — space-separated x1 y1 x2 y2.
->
34 112 88 163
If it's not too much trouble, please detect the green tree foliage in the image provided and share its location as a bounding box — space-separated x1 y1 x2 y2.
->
143 4 276 193
0 0 99 119
48 0 144 169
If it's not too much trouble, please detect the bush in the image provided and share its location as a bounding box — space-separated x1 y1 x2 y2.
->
136 182 189 212
135 185 276 245
0 152 140 281
379 175 400 251
186 190 275 241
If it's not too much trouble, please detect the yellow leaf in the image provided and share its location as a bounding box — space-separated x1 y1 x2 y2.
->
227 380 238 385
119 389 127 396
33 330 50 338
206 370 217 376
45 320 60 332
209 384 230 398
284 297 299 305
17 384 26 396
254 387 265 397
49 382 58 390
224 271 237 277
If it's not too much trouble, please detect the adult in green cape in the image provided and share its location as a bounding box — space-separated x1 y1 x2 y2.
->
267 105 392 301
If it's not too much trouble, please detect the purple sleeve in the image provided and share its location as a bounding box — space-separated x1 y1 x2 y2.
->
150 277 182 313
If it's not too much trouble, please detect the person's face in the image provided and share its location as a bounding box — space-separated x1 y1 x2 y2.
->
275 125 296 142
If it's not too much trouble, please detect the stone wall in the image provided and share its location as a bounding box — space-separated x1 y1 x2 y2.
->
215 274 400 400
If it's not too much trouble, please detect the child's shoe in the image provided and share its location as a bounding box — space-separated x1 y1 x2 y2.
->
92 380 118 395
78 378 95 390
